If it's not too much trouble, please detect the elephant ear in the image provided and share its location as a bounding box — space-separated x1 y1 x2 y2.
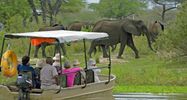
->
122 21 141 36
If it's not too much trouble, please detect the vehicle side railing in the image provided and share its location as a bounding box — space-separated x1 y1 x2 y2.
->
56 65 111 94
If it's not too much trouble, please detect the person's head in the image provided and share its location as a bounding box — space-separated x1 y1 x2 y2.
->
73 59 80 67
53 53 64 62
46 57 53 65
53 53 60 61
88 59 96 66
22 56 30 66
64 61 71 69
36 59 46 68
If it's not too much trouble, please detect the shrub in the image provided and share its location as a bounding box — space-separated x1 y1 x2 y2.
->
155 1 187 59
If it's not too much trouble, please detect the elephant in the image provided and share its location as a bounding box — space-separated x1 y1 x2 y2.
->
31 25 66 58
88 19 154 58
67 21 93 31
148 21 164 42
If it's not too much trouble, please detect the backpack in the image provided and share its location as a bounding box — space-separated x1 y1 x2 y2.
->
16 71 33 89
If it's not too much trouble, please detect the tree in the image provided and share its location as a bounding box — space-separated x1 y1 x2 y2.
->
0 0 31 30
156 1 187 59
27 0 39 24
38 0 85 25
153 0 184 22
89 0 146 19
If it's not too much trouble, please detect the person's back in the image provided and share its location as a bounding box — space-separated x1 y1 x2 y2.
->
87 59 101 82
61 61 81 87
40 57 59 90
17 56 36 87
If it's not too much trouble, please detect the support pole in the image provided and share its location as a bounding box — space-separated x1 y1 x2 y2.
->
83 39 87 69
28 40 32 56
106 45 111 84
0 36 5 64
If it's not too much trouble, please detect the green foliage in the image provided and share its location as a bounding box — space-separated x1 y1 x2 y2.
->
0 0 31 26
81 25 93 32
61 0 85 13
91 0 146 18
111 54 187 86
155 1 187 58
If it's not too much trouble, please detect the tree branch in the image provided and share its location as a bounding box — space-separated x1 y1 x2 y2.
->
153 0 164 5
165 6 177 12
27 0 39 24
53 0 63 16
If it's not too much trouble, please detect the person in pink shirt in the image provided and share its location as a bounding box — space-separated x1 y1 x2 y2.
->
61 61 81 87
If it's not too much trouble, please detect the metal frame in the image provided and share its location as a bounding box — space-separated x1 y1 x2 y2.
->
0 36 5 64
0 34 112 92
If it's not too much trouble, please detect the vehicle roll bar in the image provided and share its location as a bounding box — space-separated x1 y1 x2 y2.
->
0 36 5 64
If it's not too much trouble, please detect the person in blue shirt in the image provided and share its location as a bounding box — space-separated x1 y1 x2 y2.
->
17 56 37 88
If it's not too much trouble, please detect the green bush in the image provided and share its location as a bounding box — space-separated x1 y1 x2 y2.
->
155 1 187 59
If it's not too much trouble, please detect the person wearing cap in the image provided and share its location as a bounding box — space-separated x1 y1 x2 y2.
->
73 59 80 68
60 61 81 87
87 59 101 82
40 57 59 90
52 53 63 74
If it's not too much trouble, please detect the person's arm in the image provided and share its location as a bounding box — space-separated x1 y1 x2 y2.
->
53 75 59 85
72 67 81 72
94 66 101 73
52 67 59 85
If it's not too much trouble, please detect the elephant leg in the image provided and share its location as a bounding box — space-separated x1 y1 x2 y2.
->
54 44 59 54
34 45 41 58
117 34 128 59
111 44 117 52
41 43 47 58
127 35 139 58
88 41 96 58
101 45 109 58
60 43 66 56
93 47 97 55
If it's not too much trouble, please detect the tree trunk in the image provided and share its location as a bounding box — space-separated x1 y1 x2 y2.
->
161 5 166 22
22 17 27 27
47 0 54 26
27 0 39 24
40 0 47 24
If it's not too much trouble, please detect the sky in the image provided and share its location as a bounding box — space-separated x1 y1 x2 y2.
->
85 0 154 9
86 0 100 4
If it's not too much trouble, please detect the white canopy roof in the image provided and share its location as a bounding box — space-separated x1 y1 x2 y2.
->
5 30 108 43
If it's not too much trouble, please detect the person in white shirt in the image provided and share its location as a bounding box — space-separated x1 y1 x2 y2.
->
40 57 59 90
52 53 64 74
87 59 101 82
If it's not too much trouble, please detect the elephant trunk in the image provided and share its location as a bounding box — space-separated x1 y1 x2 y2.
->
145 28 155 51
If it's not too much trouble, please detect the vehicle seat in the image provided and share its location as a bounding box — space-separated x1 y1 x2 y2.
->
17 70 33 88
85 69 95 83
74 71 82 85
58 74 67 88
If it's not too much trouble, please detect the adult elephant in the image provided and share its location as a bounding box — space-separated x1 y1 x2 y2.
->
88 19 154 58
67 21 92 31
31 25 66 58
148 21 164 42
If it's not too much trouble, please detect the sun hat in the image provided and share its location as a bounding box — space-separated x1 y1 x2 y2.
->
36 59 46 68
88 59 96 66
53 53 64 60
73 59 80 66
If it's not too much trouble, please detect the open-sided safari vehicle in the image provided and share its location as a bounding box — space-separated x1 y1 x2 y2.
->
0 30 116 100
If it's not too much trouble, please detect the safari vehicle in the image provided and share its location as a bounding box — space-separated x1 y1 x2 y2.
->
0 30 116 100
